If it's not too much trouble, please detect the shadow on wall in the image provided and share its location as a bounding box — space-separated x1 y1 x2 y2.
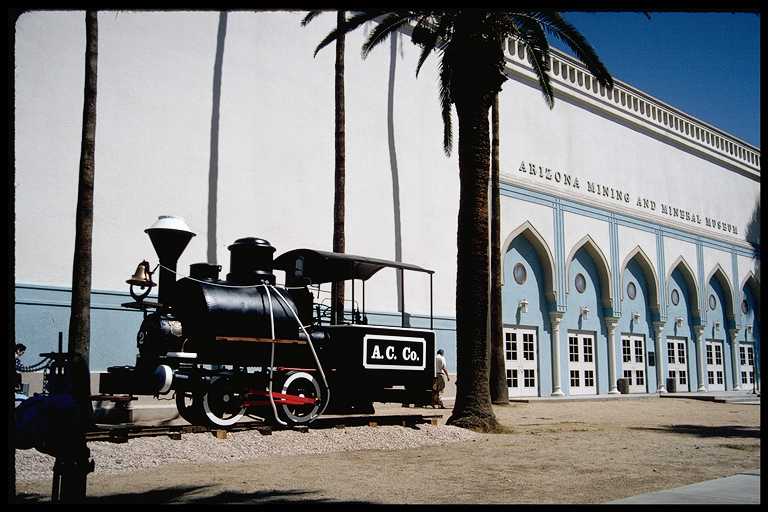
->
388 31 403 312
629 424 760 439
207 11 228 264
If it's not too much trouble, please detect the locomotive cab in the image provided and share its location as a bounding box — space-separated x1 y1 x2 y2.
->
274 249 437 411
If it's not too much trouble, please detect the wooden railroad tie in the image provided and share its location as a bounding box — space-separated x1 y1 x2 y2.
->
109 432 130 444
85 415 439 444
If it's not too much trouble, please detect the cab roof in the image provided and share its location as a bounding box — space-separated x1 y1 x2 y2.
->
273 248 433 285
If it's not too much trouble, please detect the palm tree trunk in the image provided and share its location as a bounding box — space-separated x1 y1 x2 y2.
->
68 9 97 418
489 94 509 404
447 95 499 432
331 10 346 325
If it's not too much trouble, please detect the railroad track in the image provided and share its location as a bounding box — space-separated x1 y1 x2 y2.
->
86 413 443 444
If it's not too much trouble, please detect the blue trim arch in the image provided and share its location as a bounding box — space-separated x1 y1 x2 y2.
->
565 235 614 313
620 246 661 319
502 221 557 306
706 265 736 331
740 272 760 335
665 256 702 323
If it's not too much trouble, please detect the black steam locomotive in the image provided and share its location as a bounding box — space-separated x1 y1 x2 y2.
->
100 216 436 427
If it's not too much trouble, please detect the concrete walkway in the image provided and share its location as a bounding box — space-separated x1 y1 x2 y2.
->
661 390 760 404
609 469 760 504
509 390 759 404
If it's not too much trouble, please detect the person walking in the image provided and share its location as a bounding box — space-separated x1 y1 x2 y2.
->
15 343 28 391
432 348 450 408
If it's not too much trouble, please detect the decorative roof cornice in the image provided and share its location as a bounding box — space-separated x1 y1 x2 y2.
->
503 38 761 181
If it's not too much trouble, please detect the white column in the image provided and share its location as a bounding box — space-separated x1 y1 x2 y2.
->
730 328 741 391
605 316 620 394
549 311 565 396
653 321 667 393
694 325 707 392
549 312 565 396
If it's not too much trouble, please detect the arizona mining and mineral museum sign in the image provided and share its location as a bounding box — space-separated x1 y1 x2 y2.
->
517 160 740 236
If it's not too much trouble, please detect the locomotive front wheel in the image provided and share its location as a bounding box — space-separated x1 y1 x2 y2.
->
198 377 246 427
276 371 322 425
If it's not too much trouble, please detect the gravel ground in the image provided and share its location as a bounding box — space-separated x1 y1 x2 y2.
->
14 398 760 504
15 423 480 483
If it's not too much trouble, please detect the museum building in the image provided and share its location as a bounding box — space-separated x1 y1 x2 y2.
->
14 12 760 397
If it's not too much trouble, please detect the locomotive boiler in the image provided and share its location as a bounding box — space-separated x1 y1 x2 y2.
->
100 216 437 427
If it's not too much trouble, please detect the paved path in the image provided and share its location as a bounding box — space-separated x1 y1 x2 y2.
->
610 469 760 504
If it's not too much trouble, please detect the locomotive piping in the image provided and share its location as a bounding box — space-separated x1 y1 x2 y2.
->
263 283 288 426
269 284 331 418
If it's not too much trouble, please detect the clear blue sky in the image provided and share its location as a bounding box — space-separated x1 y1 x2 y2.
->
553 11 760 148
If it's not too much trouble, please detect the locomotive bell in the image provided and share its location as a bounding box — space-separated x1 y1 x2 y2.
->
126 260 155 288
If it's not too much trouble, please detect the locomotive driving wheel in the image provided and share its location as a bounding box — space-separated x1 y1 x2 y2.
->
276 371 322 425
196 377 247 427
175 390 204 425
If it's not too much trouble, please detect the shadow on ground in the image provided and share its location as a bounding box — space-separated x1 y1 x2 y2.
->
629 424 760 439
16 486 376 505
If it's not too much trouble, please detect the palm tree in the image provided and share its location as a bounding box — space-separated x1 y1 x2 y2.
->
302 10 347 325
310 10 612 431
489 94 509 405
68 9 98 416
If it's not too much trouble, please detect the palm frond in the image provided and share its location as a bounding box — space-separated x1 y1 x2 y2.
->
305 9 611 157
413 14 452 77
301 10 324 26
438 48 454 156
527 11 613 90
361 13 410 59
313 10 387 57
514 16 554 108
526 44 555 109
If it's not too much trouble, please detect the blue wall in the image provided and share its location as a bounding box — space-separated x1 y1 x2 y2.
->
15 284 459 373
15 284 145 371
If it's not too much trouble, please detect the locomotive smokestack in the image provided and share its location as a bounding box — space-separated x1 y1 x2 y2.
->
145 215 196 306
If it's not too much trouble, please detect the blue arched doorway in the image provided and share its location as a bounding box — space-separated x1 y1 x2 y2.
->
664 258 701 392
501 225 556 397
563 237 612 395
